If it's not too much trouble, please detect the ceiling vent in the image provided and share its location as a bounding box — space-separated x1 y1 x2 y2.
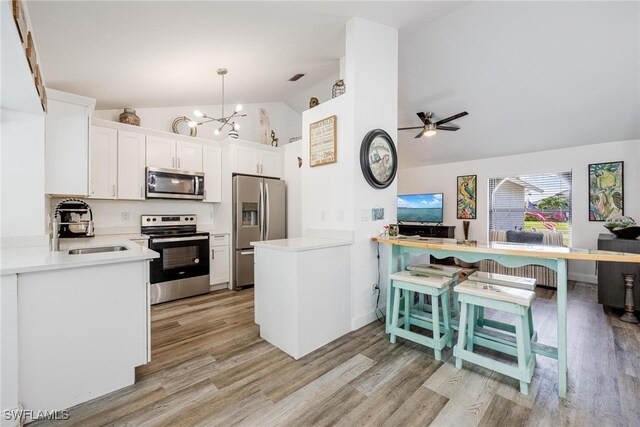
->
289 74 305 82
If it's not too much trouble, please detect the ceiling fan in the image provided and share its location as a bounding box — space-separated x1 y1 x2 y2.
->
398 111 468 138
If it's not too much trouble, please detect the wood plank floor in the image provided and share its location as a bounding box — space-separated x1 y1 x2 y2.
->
35 281 639 426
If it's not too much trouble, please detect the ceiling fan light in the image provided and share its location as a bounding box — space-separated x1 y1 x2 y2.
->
194 110 203 118
424 130 437 137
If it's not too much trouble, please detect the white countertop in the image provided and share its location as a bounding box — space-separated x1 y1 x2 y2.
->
1 235 159 275
251 237 352 252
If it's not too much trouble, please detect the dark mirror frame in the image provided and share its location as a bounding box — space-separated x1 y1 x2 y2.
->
360 129 398 189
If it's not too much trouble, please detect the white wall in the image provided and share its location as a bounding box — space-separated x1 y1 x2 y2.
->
0 109 46 241
94 101 301 146
398 139 640 283
300 18 398 329
284 73 340 114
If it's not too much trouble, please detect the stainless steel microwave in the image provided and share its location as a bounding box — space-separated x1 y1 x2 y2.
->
146 167 205 200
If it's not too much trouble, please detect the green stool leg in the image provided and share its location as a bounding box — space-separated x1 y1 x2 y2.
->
433 292 442 361
477 306 485 327
404 290 412 331
441 290 452 348
515 309 531 395
455 302 469 369
467 304 476 352
390 284 401 344
528 307 534 339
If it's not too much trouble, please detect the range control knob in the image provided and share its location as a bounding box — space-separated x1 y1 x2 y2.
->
146 218 150 222
152 218 157 222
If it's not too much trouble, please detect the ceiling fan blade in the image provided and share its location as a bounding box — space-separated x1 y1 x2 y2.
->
414 130 426 138
398 126 424 131
416 112 428 124
436 125 460 131
435 111 468 125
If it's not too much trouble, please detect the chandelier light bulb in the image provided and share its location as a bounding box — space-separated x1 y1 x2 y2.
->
233 123 240 130
194 110 203 118
235 104 243 112
214 128 221 136
188 121 197 128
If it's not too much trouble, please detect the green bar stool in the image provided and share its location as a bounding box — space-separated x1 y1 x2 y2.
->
453 280 536 395
468 271 536 338
406 264 462 315
388 271 454 361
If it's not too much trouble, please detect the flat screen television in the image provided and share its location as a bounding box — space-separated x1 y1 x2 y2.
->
397 193 443 223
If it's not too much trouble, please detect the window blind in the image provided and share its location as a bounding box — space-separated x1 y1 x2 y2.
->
488 172 572 246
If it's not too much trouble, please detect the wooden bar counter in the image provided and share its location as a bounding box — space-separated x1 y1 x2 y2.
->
372 236 640 399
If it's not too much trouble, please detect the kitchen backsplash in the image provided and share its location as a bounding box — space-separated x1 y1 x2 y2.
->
49 197 216 233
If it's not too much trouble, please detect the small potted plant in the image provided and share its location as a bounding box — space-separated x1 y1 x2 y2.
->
604 216 640 239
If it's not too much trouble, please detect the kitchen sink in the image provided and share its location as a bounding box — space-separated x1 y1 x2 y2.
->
68 245 129 255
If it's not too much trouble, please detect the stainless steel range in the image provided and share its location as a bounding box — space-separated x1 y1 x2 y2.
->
141 215 210 304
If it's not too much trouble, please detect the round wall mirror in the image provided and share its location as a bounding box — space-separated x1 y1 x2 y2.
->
172 116 197 137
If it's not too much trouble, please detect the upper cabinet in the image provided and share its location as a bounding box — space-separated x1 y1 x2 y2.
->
230 144 282 178
203 145 222 203
146 136 202 172
45 89 96 196
117 131 146 200
89 126 117 199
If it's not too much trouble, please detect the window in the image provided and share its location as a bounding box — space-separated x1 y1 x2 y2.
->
488 172 572 246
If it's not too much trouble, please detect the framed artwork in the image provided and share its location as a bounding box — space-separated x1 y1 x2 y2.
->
309 115 337 167
359 129 398 189
589 161 623 221
457 174 477 219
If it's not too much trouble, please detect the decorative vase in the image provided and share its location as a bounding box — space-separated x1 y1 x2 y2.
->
463 220 470 240
119 108 140 126
309 97 319 108
332 80 345 98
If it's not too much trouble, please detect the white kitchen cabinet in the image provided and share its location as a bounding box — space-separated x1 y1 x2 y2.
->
231 144 282 178
89 126 117 199
118 131 146 200
210 234 230 288
176 140 203 172
203 145 222 203
146 135 203 172
146 135 175 169
260 151 282 178
45 89 95 196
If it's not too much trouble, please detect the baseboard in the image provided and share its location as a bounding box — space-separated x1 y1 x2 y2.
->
568 272 597 284
352 304 386 330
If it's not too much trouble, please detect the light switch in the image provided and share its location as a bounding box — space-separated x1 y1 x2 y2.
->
361 209 369 221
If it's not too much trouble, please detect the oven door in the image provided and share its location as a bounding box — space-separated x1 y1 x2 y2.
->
148 235 210 284
146 167 205 200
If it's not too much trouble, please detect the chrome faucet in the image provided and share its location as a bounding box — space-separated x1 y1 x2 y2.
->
50 214 60 252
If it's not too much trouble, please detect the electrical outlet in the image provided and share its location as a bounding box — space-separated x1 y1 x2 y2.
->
372 283 378 295
121 212 130 222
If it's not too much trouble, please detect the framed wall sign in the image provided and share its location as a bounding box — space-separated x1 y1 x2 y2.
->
309 115 337 167
457 174 477 219
589 161 623 221
360 129 398 189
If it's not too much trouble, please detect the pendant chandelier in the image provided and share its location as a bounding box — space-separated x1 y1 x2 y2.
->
189 68 246 136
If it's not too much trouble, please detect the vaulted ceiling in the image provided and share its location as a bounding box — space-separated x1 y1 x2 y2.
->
28 1 639 167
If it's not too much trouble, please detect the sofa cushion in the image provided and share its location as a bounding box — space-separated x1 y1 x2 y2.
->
505 230 544 244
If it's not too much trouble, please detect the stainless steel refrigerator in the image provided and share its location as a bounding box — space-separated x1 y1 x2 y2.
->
232 174 286 289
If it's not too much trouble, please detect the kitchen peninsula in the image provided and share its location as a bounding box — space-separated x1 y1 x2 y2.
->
0 238 158 417
252 234 352 359
374 236 640 398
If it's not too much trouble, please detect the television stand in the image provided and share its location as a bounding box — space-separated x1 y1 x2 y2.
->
398 223 455 238
397 223 456 265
